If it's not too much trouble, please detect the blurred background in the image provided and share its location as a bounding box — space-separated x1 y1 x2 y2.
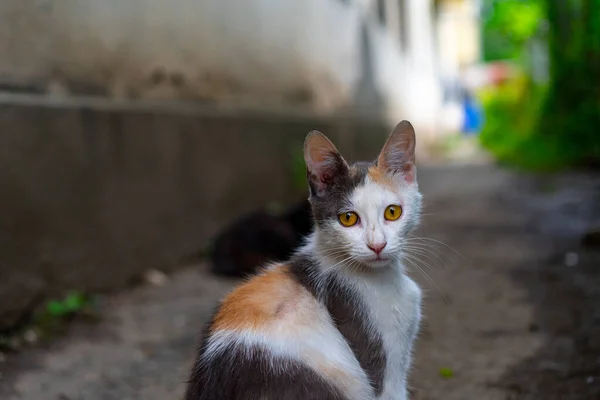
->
0 1 598 399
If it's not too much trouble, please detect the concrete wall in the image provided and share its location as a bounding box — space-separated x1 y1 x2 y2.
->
0 0 363 109
0 95 390 330
0 0 446 133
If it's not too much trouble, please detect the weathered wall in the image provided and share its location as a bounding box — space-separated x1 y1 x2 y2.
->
0 0 446 133
0 95 390 330
0 0 362 109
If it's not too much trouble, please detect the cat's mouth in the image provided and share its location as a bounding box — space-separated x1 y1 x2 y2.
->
368 256 389 264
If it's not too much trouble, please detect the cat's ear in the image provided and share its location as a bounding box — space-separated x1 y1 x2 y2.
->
377 120 417 183
304 131 349 196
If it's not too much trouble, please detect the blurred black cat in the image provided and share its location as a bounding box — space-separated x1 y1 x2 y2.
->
209 199 312 277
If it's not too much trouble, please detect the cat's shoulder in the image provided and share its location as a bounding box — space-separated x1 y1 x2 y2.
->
398 272 422 311
210 264 317 334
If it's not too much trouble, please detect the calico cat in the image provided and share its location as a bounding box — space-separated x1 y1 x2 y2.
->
186 121 423 400
209 199 312 277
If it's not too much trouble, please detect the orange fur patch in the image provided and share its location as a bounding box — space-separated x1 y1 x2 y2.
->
211 265 303 333
367 166 396 190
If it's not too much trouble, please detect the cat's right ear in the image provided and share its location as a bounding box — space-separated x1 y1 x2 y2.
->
304 131 349 197
377 120 417 183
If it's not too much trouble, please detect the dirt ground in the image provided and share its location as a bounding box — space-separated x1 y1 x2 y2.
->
0 164 599 400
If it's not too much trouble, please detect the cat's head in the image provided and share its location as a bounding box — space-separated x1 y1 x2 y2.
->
304 121 422 270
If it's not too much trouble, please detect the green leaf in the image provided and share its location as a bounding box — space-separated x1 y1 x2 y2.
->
439 367 454 379
63 291 85 312
46 301 68 317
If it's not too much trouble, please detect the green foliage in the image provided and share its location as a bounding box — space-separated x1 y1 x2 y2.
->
46 291 89 317
536 0 600 168
36 291 94 333
480 0 600 170
479 74 561 170
482 0 544 61
480 72 599 170
0 291 95 351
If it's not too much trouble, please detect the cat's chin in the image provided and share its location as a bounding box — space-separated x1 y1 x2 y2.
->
362 257 394 269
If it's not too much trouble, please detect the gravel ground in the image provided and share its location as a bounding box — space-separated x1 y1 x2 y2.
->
0 164 598 400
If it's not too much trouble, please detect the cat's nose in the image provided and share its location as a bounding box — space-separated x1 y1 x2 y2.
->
367 242 387 255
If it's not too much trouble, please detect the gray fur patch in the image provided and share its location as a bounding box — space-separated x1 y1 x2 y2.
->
309 160 374 227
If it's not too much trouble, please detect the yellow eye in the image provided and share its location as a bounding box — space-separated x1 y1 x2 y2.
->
384 205 402 221
338 211 359 227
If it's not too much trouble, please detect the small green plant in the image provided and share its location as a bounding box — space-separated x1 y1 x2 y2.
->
439 367 455 379
0 291 96 352
34 291 95 336
46 291 89 317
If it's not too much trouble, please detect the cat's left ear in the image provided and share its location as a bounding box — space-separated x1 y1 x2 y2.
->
304 131 349 197
377 120 417 183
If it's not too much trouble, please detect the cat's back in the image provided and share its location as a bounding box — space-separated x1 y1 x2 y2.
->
210 265 314 334
185 264 372 400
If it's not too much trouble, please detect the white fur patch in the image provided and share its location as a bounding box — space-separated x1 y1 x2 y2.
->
342 267 422 399
203 300 374 400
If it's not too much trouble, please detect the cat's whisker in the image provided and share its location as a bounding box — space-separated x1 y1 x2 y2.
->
318 247 352 255
402 251 438 276
401 251 438 277
325 255 359 272
401 254 438 290
406 237 465 260
403 238 446 252
401 253 447 302
403 239 443 252
347 258 368 275
319 250 351 259
316 244 351 251
402 245 451 270
341 258 359 273
405 250 437 272
318 250 355 262
403 240 459 267
402 251 444 272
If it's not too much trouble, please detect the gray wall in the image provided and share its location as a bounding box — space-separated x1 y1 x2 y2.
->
0 96 389 330
0 0 363 110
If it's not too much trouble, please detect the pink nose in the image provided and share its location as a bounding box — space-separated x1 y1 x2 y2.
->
367 242 387 255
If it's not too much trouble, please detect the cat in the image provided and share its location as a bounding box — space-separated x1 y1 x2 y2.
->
186 121 423 400
209 199 313 277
